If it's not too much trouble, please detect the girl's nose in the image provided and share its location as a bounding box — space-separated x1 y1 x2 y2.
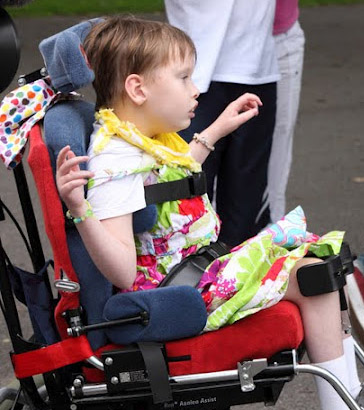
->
192 82 200 99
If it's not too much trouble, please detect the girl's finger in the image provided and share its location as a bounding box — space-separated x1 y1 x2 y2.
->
61 170 94 183
58 155 90 175
56 145 71 170
237 107 259 124
60 171 94 184
60 179 89 196
238 93 263 106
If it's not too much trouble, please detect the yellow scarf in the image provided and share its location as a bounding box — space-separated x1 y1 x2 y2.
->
94 109 201 172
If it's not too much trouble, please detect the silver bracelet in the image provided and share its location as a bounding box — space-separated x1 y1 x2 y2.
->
192 133 215 151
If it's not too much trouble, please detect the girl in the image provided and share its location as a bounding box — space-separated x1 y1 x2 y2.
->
56 16 362 410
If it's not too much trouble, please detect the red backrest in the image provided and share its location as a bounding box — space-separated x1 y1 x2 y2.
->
27 123 80 339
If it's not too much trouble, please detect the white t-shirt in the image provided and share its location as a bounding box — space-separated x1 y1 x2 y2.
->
165 0 280 93
86 123 148 220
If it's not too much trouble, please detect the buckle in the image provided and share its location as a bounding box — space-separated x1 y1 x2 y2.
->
187 172 207 198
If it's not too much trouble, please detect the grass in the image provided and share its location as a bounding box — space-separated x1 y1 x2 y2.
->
6 0 364 17
6 0 165 17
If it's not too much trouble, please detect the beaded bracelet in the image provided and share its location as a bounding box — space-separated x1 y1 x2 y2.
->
192 133 215 151
66 200 94 224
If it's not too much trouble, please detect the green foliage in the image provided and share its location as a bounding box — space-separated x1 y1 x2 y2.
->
6 0 165 17
5 0 364 17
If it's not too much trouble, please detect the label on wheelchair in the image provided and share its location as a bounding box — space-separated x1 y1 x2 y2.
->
103 346 150 393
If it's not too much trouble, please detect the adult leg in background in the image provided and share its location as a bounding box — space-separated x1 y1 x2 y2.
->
181 81 276 247
268 21 305 223
216 82 276 246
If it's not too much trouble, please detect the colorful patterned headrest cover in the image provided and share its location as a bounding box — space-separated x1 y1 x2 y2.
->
0 18 103 169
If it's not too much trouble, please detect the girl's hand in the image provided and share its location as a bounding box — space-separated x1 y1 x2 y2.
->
208 93 263 140
56 145 94 215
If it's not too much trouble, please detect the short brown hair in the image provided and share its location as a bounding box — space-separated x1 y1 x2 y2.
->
83 16 196 110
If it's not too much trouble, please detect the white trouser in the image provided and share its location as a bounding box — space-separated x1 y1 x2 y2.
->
268 20 305 223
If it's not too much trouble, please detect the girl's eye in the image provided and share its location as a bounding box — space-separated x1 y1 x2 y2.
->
182 75 189 80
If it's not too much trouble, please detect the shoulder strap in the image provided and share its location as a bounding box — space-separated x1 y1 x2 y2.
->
144 172 206 205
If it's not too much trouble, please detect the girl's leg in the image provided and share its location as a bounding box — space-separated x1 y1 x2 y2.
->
283 257 343 362
284 260 361 395
283 257 352 409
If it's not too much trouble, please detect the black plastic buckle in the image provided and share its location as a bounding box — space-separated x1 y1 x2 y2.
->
145 172 207 205
187 172 207 198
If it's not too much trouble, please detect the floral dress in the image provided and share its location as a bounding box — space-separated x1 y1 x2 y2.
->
90 160 344 332
87 110 344 332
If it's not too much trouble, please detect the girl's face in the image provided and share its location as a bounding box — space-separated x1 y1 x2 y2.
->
142 53 200 136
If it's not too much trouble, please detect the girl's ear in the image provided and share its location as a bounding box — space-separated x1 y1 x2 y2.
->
124 74 147 105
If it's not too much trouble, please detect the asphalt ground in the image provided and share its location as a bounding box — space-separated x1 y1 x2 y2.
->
0 5 364 409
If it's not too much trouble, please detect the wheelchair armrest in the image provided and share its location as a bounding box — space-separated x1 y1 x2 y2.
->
102 286 207 344
65 286 207 345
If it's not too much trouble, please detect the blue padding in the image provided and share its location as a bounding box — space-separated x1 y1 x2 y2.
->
103 286 207 345
44 100 157 348
39 19 103 92
9 262 59 345
44 100 94 172
133 205 158 233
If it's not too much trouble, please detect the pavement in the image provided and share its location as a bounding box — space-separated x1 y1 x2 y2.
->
0 5 364 409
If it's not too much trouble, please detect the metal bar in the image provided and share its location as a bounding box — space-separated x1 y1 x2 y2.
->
72 362 295 399
78 354 297 398
353 338 364 366
86 356 104 371
13 163 53 297
0 239 23 342
71 369 241 399
170 369 239 385
82 314 147 333
296 363 361 410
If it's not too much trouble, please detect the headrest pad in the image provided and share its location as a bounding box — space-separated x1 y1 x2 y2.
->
39 18 103 92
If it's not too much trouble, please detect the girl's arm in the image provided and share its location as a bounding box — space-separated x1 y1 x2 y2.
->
56 146 137 289
189 93 262 164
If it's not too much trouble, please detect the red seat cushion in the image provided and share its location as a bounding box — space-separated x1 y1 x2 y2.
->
166 301 303 375
85 300 303 381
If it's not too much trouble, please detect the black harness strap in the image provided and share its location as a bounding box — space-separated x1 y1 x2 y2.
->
145 172 206 205
64 172 207 228
137 342 172 404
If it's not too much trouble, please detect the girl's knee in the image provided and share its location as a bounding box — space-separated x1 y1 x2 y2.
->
284 257 323 302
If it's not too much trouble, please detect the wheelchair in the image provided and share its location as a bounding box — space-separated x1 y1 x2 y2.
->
1 14 364 410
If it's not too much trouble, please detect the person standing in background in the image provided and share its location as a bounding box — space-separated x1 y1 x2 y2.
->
164 0 280 247
268 0 305 223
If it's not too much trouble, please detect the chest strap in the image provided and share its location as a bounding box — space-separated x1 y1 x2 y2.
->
144 171 206 205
